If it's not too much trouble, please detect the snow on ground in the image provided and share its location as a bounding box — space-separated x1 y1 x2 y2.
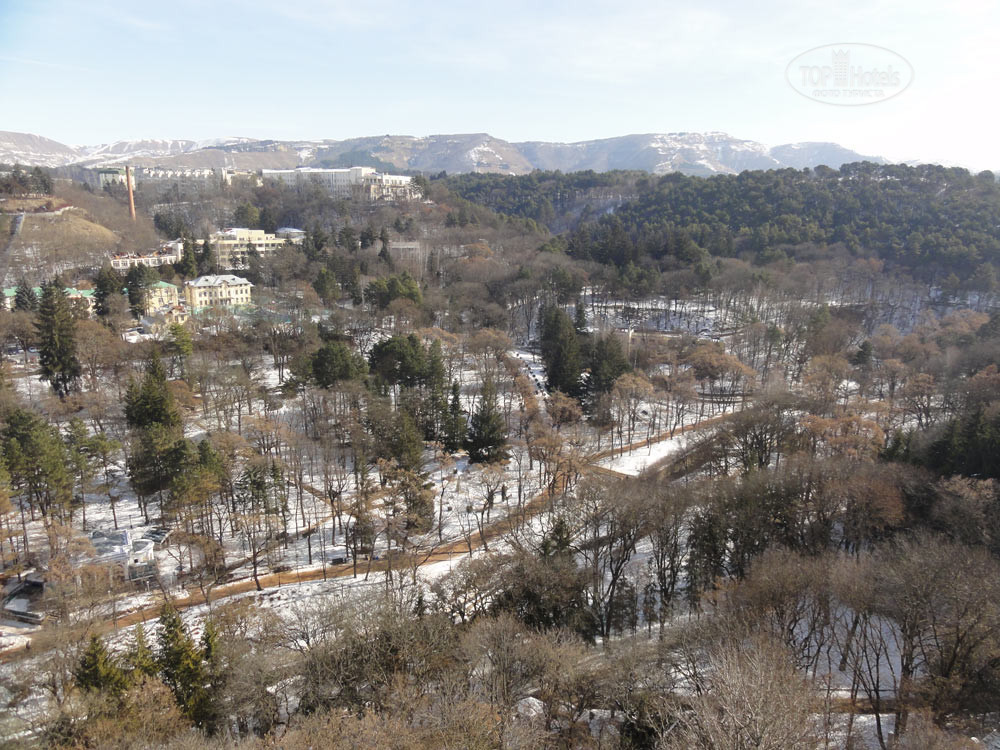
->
825 712 896 749
0 619 39 652
598 432 690 476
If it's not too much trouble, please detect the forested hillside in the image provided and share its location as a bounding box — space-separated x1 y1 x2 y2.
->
448 163 1000 287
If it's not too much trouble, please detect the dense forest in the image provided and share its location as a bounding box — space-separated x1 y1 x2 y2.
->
445 163 1000 288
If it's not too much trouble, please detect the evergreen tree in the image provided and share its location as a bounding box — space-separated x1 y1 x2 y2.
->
3 408 73 528
368 334 427 389
589 334 630 396
35 280 81 398
360 224 377 249
444 381 466 453
93 265 124 317
466 377 508 464
425 340 448 439
168 323 193 378
574 297 588 334
13 279 37 312
392 411 425 473
178 238 198 278
245 245 264 285
125 352 181 431
156 604 209 724
311 340 365 388
378 243 394 267
540 304 583 397
125 265 154 318
125 623 158 678
197 237 216 276
338 226 358 250
76 634 128 696
233 202 259 228
194 620 223 731
313 267 339 304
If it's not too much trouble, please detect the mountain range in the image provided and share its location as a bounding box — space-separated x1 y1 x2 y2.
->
0 130 884 176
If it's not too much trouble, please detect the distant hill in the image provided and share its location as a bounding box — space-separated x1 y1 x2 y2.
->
0 129 884 176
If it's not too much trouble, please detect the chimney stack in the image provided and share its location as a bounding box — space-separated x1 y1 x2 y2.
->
125 166 136 221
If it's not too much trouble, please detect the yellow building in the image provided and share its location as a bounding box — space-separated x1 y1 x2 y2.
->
144 281 179 314
210 228 300 269
184 275 253 310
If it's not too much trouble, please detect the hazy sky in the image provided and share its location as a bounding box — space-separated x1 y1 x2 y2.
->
2 0 998 168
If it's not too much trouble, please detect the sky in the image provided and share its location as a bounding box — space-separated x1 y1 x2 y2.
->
1 0 999 169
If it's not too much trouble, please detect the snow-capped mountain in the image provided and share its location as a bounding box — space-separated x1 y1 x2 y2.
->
0 131 84 168
0 130 884 175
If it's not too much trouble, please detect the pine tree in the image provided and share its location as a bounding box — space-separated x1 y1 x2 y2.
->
311 340 364 388
93 265 123 317
125 265 153 318
3 408 73 527
425 340 447 439
178 238 198 278
193 620 223 731
574 298 588 334
466 377 508 464
35 280 81 398
540 304 582 397
76 634 128 696
156 604 209 723
13 279 37 312
126 623 159 678
64 417 96 528
589 334 630 396
313 267 339 304
197 237 216 275
392 411 425 473
378 243 394 267
168 323 193 378
444 381 466 453
125 352 181 431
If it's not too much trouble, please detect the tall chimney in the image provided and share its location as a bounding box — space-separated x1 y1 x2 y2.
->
125 166 136 221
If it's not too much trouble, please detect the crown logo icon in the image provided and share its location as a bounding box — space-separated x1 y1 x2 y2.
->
832 49 850 85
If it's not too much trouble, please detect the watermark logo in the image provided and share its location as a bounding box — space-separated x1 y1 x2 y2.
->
787 43 913 106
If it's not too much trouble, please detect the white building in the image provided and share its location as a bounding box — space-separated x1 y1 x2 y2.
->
135 167 232 190
109 244 183 271
262 167 418 201
184 274 254 309
276 227 306 241
88 529 155 569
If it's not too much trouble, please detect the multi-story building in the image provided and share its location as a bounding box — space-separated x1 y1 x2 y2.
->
145 280 179 314
184 275 254 310
135 167 232 191
96 167 136 191
109 245 183 271
261 167 418 201
209 227 301 269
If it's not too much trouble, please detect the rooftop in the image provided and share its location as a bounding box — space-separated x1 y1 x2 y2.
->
186 274 253 288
